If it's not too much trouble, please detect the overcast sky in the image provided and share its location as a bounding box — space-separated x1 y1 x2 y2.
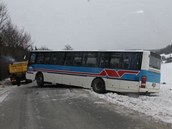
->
3 0 172 50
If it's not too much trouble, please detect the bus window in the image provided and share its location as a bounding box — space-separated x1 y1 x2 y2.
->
57 53 65 65
44 53 52 64
51 52 65 65
99 53 110 68
150 52 161 69
73 52 83 66
82 52 98 67
30 53 37 64
109 53 122 69
36 53 44 64
125 53 142 70
64 52 74 66
123 53 130 69
51 53 58 64
86 57 97 67
122 52 142 70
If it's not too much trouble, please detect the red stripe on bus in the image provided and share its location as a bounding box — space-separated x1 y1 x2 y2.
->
31 68 139 78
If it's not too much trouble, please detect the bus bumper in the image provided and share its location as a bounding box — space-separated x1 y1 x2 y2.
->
139 82 160 93
139 88 160 93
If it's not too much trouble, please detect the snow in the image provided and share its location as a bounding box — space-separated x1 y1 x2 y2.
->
161 63 172 84
161 53 172 63
0 92 9 103
161 53 172 59
91 62 172 124
0 79 16 104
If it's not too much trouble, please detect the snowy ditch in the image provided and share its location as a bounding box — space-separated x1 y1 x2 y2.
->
91 63 172 124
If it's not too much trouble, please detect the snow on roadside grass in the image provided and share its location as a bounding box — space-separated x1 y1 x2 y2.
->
91 63 172 124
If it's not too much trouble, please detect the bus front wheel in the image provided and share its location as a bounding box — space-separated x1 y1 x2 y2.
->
36 73 44 87
92 78 105 93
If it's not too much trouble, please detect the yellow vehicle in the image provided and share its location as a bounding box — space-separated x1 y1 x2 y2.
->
9 61 28 86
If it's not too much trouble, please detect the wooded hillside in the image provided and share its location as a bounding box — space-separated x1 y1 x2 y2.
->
156 44 172 54
0 3 33 80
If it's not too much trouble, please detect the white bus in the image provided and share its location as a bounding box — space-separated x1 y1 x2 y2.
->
26 50 161 93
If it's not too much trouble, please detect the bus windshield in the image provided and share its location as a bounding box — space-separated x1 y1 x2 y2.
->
149 52 161 70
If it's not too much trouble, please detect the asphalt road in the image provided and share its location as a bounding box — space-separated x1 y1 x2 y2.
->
0 83 170 129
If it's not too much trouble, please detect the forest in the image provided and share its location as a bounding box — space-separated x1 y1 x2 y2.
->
0 3 33 80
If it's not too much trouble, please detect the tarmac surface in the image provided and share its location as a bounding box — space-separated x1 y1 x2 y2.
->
0 83 171 129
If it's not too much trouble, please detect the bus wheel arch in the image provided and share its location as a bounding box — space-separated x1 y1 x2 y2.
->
91 77 106 93
35 72 44 87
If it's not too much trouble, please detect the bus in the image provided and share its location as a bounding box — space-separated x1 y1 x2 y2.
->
26 50 161 94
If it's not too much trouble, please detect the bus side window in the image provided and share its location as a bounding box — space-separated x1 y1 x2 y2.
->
57 53 65 65
86 57 97 67
73 52 83 66
51 53 58 64
83 52 98 67
126 52 142 70
64 52 74 66
81 53 87 66
99 53 110 68
51 52 65 65
30 53 36 64
109 53 122 69
36 53 44 64
44 53 52 64
123 53 130 69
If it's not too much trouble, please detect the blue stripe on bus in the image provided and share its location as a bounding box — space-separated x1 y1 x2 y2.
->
137 70 160 83
28 64 160 83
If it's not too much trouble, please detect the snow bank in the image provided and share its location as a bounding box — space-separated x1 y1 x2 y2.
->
91 63 172 124
0 78 12 86
161 63 172 84
161 53 172 59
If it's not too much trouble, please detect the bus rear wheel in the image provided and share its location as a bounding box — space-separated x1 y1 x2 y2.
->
92 78 105 93
36 73 44 87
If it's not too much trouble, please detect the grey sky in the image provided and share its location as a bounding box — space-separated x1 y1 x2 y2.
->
3 0 172 50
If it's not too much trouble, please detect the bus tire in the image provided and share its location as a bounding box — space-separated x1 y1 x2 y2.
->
36 72 44 87
16 77 21 86
11 82 16 85
92 78 105 93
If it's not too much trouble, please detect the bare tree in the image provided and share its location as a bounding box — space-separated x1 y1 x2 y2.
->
1 20 33 50
0 2 8 57
63 44 73 50
0 3 8 32
0 2 34 80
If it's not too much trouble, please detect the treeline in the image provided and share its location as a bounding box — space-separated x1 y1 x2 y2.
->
156 44 172 54
0 3 33 80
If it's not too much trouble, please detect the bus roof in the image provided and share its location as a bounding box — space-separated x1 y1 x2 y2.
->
30 49 150 53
